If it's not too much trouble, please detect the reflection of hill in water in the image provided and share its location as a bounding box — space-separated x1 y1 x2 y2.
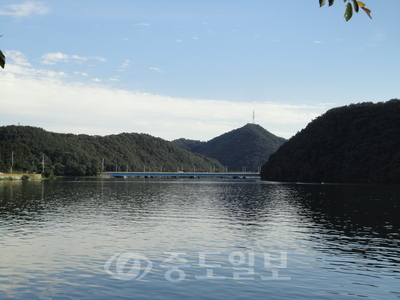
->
297 184 400 239
293 183 400 268
1 179 399 268
206 182 400 269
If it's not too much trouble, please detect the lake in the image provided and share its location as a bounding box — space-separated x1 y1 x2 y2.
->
1 178 399 299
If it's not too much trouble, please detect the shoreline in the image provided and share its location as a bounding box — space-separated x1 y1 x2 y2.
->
0 174 42 180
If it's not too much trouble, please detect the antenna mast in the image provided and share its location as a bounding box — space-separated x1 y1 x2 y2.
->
252 110 255 124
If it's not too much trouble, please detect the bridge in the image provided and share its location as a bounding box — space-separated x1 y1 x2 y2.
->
102 172 260 179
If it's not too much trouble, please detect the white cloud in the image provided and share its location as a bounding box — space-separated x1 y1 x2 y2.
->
3 62 67 80
150 67 164 73
0 1 50 17
92 78 102 82
193 37 198 40
74 71 88 76
40 52 69 65
175 39 183 43
0 61 326 141
134 23 150 26
39 52 106 65
118 59 130 71
313 41 322 44
109 77 119 82
91 56 106 62
4 50 32 67
71 55 88 62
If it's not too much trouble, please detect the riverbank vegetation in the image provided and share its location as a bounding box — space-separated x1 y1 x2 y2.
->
0 126 224 176
261 99 400 183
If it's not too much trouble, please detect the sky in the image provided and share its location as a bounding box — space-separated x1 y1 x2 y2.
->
1 1 399 141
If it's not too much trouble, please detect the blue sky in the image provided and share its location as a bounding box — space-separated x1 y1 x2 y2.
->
1 1 399 141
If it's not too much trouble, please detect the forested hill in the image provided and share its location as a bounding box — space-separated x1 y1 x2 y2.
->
261 99 400 183
173 124 286 172
0 126 225 176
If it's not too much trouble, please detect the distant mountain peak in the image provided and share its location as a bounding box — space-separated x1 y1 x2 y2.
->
173 124 286 172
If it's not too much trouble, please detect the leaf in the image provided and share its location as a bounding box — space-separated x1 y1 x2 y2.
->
361 7 372 19
344 2 353 21
356 1 366 8
352 0 359 13
0 50 5 69
319 0 327 7
329 0 335 6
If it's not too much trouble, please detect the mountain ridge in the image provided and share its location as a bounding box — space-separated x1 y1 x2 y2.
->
173 123 286 172
0 125 225 176
260 99 400 183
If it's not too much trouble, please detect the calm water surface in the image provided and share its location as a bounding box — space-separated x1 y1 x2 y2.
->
0 178 399 299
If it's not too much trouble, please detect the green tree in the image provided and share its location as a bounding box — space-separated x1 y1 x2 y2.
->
0 50 4 69
319 0 372 21
0 125 225 176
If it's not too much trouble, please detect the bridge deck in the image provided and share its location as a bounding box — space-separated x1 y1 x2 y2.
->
102 172 260 178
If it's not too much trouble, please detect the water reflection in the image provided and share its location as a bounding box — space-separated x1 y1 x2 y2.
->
1 179 400 299
2 180 399 254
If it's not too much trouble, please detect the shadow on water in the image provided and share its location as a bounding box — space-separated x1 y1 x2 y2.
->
291 183 400 267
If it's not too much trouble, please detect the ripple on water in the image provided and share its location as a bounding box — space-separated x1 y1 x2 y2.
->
1 179 399 299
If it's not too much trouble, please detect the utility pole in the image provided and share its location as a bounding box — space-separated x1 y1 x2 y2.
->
42 154 45 174
102 158 104 172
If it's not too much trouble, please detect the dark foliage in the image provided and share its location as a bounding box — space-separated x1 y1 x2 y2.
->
0 126 224 176
173 124 286 172
261 99 400 183
172 138 204 152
